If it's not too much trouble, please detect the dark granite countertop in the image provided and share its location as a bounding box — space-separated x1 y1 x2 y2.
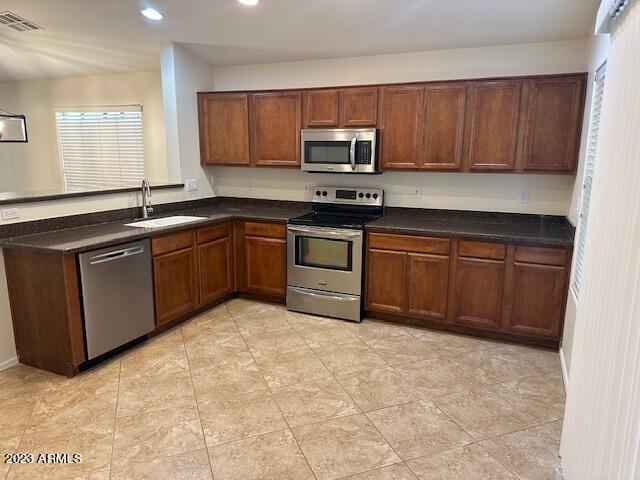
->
0 201 310 254
0 199 574 254
367 207 574 247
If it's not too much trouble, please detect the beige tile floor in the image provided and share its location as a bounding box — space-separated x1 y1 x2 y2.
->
0 299 566 480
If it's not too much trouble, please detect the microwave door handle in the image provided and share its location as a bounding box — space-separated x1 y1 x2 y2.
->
350 136 357 171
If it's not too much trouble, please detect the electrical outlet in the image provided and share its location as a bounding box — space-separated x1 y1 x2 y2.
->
185 179 198 192
413 187 422 197
519 190 530 203
1 208 19 220
304 183 312 193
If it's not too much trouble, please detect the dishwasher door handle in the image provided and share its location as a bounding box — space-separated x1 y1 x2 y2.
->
89 246 145 265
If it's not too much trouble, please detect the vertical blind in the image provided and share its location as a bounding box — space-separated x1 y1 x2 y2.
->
560 1 640 478
573 65 606 296
55 105 145 192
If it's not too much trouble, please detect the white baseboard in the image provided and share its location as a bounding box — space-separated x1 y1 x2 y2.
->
0 357 18 372
559 347 569 391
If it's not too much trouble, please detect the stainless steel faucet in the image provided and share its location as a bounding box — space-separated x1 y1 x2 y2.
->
141 178 154 218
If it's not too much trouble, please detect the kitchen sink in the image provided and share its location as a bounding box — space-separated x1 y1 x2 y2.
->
124 215 207 229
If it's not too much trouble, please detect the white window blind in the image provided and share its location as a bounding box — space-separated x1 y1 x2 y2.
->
573 65 606 296
55 105 145 192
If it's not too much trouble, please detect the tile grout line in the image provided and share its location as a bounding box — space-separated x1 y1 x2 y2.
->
311 337 407 478
179 320 216 480
108 359 122 480
230 304 320 480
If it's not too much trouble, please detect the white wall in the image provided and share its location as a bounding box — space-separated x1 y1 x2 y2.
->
0 71 169 192
561 2 640 477
560 32 610 380
208 39 587 214
212 167 574 215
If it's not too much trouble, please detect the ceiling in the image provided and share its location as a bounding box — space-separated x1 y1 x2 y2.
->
0 0 599 82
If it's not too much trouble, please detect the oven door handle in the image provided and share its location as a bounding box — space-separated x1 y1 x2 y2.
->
289 287 360 302
287 225 362 239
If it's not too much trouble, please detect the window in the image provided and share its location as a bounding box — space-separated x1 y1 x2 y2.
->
573 64 606 296
55 105 145 192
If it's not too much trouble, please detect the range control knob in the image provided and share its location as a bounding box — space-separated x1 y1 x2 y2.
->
315 190 321 196
365 193 371 199
358 192 364 198
372 193 379 199
322 191 328 197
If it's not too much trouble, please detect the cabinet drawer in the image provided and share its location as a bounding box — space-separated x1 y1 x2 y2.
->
197 222 231 244
515 246 567 266
152 231 195 256
368 232 450 255
244 221 286 239
458 240 506 260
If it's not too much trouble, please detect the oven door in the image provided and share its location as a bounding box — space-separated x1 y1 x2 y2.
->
287 225 363 295
301 128 377 173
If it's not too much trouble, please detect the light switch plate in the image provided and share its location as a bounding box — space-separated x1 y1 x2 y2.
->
1 208 20 220
185 179 198 192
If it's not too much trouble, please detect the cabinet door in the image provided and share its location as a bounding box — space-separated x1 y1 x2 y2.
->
198 237 233 305
379 85 424 169
465 80 521 171
198 93 250 165
340 87 378 127
245 236 287 298
422 84 466 170
506 262 567 338
522 75 586 172
154 248 198 326
303 90 339 127
407 253 450 320
366 249 407 314
452 257 505 329
250 91 302 166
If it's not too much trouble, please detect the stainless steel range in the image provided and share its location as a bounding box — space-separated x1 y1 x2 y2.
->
287 186 384 322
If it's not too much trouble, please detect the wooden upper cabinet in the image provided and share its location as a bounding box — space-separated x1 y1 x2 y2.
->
303 89 339 127
198 93 250 165
465 80 522 171
422 83 467 170
379 85 424 169
250 91 302 167
340 87 378 127
521 75 586 172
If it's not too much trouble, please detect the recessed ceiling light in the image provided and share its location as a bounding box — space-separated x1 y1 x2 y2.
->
238 0 260 6
140 8 164 21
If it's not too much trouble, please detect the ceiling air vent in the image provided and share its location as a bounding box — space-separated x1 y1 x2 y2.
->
0 11 43 32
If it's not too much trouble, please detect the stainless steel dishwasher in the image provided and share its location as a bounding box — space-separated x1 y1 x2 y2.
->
79 239 155 359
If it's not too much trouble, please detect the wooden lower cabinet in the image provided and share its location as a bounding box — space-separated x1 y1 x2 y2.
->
407 253 449 320
365 232 570 346
366 235 451 323
198 236 233 305
366 249 407 314
235 220 287 301
451 256 505 330
153 247 199 326
153 222 235 326
505 262 567 338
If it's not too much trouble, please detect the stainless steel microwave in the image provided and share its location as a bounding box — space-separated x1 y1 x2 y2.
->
301 128 378 173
